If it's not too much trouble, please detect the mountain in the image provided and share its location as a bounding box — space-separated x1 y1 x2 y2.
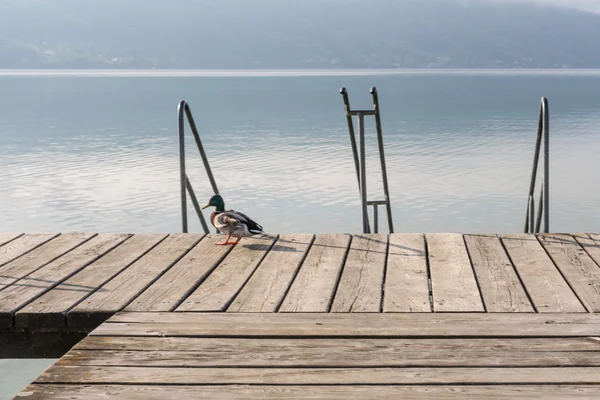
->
1 0 600 69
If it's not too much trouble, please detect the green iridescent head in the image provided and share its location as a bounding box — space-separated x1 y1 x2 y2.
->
202 194 225 212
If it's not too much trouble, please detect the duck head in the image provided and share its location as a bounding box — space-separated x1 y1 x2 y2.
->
202 194 225 212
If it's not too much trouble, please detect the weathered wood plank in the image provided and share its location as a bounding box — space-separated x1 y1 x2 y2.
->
464 234 533 312
426 233 484 312
36 365 600 384
0 233 23 247
330 234 387 312
15 234 166 330
539 234 600 312
175 235 277 312
502 234 585 313
227 234 314 312
124 235 239 312
68 234 202 329
0 234 129 327
20 384 600 400
0 233 95 292
0 233 59 267
59 347 600 368
575 233 600 267
92 312 600 337
73 336 600 354
279 234 351 312
383 233 430 312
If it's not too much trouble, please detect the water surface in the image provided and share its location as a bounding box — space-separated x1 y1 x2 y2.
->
1 68 600 399
1 70 599 234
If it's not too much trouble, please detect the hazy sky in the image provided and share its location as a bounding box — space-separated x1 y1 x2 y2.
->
495 0 600 13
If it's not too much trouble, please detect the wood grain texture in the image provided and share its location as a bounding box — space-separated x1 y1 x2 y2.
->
92 312 600 337
0 233 95 292
124 235 236 312
575 234 600 267
426 233 484 312
59 348 600 368
36 365 600 385
227 234 314 312
539 234 600 312
73 336 600 354
464 234 533 312
0 233 22 247
175 235 277 312
383 233 430 312
330 234 387 312
68 234 202 329
279 234 351 312
19 384 600 400
0 233 59 267
15 234 166 330
502 234 585 313
0 234 129 326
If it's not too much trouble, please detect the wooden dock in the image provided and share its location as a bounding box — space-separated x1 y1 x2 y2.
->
2 231 600 399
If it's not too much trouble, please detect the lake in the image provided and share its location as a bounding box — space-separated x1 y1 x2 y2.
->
1 69 600 398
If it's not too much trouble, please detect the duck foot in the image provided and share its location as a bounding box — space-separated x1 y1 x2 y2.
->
216 234 240 245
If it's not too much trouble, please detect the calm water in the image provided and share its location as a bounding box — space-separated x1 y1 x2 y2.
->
1 70 600 235
1 69 600 398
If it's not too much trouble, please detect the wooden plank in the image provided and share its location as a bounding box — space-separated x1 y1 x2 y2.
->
539 234 600 312
68 234 202 329
330 234 387 312
35 365 600 385
464 234 533 312
0 232 95 292
176 235 277 312
15 234 167 330
18 385 600 400
383 233 430 312
575 233 600 267
0 233 59 267
0 234 129 328
426 233 484 312
59 347 600 368
502 234 586 313
0 232 23 247
92 312 600 337
278 234 351 312
124 235 236 312
73 336 600 354
227 234 314 312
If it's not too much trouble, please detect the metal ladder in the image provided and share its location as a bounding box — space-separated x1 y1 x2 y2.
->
524 97 550 234
340 87 394 234
178 99 220 234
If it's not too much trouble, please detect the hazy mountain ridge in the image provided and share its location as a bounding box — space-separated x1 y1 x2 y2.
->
1 0 600 69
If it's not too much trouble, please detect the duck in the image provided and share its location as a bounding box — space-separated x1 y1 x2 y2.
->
201 194 264 245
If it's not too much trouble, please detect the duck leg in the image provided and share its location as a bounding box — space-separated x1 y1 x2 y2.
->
216 233 232 245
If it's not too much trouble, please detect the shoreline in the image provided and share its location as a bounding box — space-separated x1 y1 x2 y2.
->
2 68 600 78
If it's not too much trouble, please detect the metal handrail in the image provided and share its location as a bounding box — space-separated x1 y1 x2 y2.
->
178 100 219 233
524 97 549 234
340 87 394 234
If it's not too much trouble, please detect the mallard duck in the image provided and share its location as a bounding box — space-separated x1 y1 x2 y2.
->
201 194 264 245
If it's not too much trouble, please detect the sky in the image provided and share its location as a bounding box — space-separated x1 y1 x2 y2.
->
497 0 600 13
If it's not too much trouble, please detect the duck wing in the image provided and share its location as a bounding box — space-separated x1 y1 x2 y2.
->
220 209 264 234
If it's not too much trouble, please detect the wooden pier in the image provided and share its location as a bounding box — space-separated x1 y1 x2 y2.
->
2 231 600 399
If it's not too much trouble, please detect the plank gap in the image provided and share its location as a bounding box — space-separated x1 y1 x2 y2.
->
535 234 590 313
224 234 280 311
272 235 316 313
462 234 488 313
326 235 354 313
497 233 538 313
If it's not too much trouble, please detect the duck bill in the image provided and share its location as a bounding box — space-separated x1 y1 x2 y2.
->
201 203 211 210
